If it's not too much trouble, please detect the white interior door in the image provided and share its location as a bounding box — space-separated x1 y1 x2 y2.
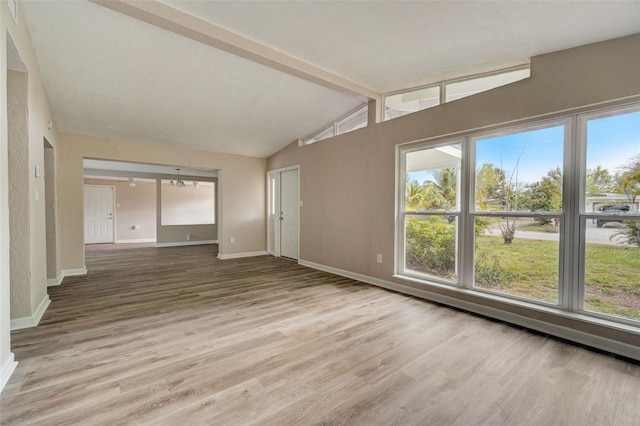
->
279 169 299 260
84 185 114 244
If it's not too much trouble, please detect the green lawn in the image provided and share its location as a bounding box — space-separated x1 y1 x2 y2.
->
517 222 560 233
475 237 559 302
475 236 640 320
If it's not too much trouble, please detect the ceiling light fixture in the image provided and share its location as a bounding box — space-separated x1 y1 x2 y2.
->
171 168 186 187
128 178 136 187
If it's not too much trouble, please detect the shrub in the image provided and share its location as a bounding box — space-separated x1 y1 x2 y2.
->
405 216 455 277
611 220 640 249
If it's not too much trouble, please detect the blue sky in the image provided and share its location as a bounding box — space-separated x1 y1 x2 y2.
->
587 110 640 173
476 125 563 184
408 110 639 185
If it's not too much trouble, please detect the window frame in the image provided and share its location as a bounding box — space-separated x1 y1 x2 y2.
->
575 104 640 325
396 102 640 328
384 84 441 121
385 65 530 122
398 140 464 284
305 102 368 144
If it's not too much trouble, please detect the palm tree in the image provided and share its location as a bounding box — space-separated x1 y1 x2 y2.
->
617 172 640 204
406 179 425 210
427 168 457 210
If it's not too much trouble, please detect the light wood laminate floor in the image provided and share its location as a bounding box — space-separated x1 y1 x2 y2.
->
1 244 639 425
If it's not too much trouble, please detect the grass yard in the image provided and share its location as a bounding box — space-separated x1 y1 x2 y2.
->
475 236 640 320
475 236 559 303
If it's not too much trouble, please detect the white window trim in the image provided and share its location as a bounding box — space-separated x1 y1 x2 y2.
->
396 101 640 329
384 64 531 121
305 102 368 145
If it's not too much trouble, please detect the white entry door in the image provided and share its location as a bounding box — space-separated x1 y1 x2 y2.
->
280 169 299 260
84 185 114 244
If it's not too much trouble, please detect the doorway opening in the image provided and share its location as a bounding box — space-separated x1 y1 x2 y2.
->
44 138 59 285
267 166 299 261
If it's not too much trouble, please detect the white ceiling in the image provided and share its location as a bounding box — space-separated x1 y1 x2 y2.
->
20 1 640 159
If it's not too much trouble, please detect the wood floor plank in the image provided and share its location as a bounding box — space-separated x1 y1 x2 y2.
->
1 243 639 425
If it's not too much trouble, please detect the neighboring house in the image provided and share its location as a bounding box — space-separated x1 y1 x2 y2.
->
587 193 639 212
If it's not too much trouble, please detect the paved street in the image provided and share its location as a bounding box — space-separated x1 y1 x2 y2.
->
487 221 626 245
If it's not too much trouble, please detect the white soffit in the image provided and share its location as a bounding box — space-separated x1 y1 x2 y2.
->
165 1 640 93
21 1 363 158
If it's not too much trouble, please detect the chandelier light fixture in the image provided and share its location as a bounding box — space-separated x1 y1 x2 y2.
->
170 168 187 187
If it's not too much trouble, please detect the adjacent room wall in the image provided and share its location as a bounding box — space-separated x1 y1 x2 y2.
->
158 180 217 245
7 69 30 320
267 35 640 353
84 178 157 242
1 0 61 391
58 133 265 270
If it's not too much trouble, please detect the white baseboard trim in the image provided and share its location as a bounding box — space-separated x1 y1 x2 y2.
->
156 240 218 248
298 259 640 362
62 267 88 277
115 238 156 244
0 353 17 394
47 273 63 287
10 295 51 331
218 250 268 260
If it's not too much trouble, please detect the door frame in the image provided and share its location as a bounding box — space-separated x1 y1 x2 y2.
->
83 184 116 244
266 165 299 259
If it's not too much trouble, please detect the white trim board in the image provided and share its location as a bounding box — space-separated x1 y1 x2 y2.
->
10 295 51 331
156 240 218 248
298 259 640 362
53 267 88 287
47 274 64 287
0 353 17 394
115 238 156 244
62 267 88 277
217 251 268 260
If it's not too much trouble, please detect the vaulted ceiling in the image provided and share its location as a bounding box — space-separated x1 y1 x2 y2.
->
21 1 640 158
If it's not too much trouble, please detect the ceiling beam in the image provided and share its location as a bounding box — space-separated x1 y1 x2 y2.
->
89 0 381 106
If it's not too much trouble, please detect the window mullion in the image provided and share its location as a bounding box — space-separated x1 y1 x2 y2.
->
560 117 576 311
460 137 474 288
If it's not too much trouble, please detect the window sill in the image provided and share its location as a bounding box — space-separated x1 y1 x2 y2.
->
393 273 640 336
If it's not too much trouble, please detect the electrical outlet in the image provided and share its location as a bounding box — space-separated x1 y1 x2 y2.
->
376 253 382 263
187 234 191 241
230 236 235 244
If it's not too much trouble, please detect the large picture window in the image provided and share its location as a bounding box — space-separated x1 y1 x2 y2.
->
580 108 640 321
397 103 640 328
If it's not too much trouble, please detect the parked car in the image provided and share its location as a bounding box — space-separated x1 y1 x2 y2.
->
597 205 631 228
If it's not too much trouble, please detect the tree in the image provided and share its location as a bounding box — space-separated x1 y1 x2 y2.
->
405 178 448 211
620 154 640 176
615 172 640 204
427 168 457 210
495 145 528 244
586 166 615 195
476 163 506 209
406 179 426 211
525 167 562 225
613 156 640 204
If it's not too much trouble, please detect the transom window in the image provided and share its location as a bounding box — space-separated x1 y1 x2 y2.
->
397 103 640 326
385 66 530 121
